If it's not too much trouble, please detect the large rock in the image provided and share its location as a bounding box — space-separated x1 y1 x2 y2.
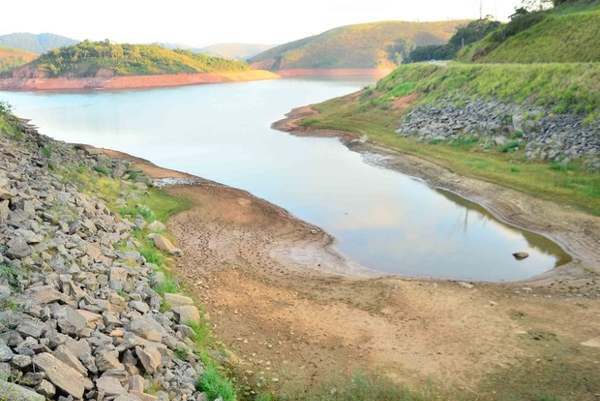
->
135 346 161 374
147 220 166 232
25 285 65 304
0 340 14 362
96 375 126 396
54 344 87 375
0 380 45 401
152 235 182 257
164 293 194 307
95 349 124 372
6 237 32 259
172 305 200 323
56 306 88 335
129 317 164 342
33 352 86 399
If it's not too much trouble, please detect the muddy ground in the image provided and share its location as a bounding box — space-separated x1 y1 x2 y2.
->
102 139 600 399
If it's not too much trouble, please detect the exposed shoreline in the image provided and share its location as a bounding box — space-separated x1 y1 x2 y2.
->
273 68 392 79
0 70 279 91
272 105 600 286
97 143 600 397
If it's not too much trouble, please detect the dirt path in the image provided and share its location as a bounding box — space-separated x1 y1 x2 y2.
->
101 147 600 399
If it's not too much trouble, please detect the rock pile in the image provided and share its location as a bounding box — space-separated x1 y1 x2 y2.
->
0 118 207 400
396 99 600 170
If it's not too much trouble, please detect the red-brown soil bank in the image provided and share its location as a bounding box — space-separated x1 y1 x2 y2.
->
274 68 392 79
0 70 279 91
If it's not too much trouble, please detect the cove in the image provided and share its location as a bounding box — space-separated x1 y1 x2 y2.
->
0 78 570 281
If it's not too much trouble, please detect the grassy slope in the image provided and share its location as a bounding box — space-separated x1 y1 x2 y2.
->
249 20 467 70
299 63 600 215
0 47 37 72
10 40 251 78
459 1 600 63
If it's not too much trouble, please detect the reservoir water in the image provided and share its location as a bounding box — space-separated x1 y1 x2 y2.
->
0 78 569 281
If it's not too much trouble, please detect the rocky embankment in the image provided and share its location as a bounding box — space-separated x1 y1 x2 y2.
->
0 117 209 400
396 99 600 170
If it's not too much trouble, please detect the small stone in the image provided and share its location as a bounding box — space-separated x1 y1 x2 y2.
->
36 380 56 398
128 375 145 393
11 354 32 369
152 235 182 257
581 337 600 348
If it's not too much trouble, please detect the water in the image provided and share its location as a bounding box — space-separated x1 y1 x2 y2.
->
0 79 570 281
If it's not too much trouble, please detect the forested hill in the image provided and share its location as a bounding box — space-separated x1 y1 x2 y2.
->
3 40 252 78
0 33 78 54
0 47 37 72
249 20 468 70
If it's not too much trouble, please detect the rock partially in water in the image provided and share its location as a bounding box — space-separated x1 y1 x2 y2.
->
513 251 530 260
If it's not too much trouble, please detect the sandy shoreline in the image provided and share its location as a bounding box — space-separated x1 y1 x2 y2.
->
96 136 600 397
0 70 279 91
272 106 600 286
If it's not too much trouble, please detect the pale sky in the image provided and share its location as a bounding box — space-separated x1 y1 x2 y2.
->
4 0 522 47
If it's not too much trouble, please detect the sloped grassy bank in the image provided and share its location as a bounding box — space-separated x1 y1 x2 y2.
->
297 62 600 215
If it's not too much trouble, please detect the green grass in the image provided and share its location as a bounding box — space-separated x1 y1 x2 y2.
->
4 40 251 78
459 1 600 63
300 63 600 215
197 364 237 401
258 374 447 401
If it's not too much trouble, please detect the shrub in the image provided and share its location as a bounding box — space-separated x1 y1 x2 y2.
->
196 365 236 401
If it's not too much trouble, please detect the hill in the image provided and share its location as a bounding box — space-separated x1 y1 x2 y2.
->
249 20 468 71
0 32 78 54
198 43 274 60
0 46 37 72
3 40 252 79
458 1 600 63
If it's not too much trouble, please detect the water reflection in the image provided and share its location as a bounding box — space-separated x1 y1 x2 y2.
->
0 78 569 281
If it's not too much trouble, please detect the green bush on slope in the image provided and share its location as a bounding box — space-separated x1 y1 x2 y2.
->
6 40 250 78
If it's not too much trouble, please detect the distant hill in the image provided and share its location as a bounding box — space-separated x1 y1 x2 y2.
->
4 40 252 79
0 33 78 54
458 1 600 63
249 20 468 70
198 43 274 60
0 47 37 72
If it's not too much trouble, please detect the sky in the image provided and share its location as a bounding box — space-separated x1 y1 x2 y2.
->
3 0 523 47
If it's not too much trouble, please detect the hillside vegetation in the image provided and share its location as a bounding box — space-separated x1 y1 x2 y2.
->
4 40 251 78
297 62 600 214
249 20 467 70
0 46 37 72
198 43 274 60
0 32 78 54
459 0 600 63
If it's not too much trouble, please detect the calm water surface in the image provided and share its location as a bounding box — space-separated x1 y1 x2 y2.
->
0 79 569 281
